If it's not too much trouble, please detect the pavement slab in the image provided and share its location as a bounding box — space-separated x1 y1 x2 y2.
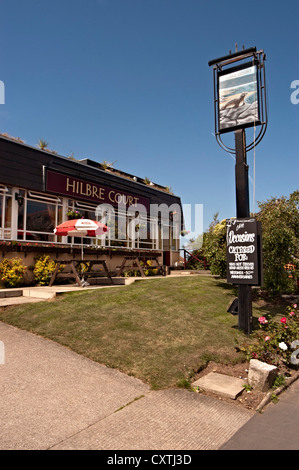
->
192 372 246 400
0 296 48 306
0 322 149 450
51 389 253 450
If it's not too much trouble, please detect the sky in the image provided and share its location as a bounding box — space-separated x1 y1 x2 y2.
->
1 0 298 238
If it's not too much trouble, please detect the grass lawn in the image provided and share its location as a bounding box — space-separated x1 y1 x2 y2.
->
0 276 283 389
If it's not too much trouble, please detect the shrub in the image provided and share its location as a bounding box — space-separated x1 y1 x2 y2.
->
238 303 299 368
201 215 227 277
33 255 57 286
66 210 82 219
256 191 299 295
0 258 27 288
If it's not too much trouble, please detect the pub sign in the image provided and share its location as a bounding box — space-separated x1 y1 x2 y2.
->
217 61 261 134
226 217 263 286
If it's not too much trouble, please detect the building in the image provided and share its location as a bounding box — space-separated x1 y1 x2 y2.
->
0 134 184 282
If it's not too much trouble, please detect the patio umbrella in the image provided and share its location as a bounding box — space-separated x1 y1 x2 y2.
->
54 218 109 285
54 218 109 237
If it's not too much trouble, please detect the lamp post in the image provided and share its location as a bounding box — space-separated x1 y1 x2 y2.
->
208 47 267 335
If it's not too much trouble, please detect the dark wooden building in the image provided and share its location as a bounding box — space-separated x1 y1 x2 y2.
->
0 135 183 280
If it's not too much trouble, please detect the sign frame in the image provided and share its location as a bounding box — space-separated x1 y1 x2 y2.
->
217 60 261 135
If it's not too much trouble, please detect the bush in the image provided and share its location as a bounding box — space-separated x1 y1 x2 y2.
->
238 303 299 368
256 191 299 295
0 257 27 288
201 215 227 277
33 255 57 286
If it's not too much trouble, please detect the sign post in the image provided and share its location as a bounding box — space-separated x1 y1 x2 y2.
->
209 47 267 334
235 128 252 334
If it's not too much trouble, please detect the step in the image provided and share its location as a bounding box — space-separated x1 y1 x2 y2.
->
0 289 23 298
22 289 56 299
169 270 197 275
170 270 212 276
87 277 133 286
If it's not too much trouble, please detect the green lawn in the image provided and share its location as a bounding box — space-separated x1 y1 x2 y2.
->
0 276 282 389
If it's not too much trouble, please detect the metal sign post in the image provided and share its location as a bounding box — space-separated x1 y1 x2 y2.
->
235 128 252 334
208 46 267 335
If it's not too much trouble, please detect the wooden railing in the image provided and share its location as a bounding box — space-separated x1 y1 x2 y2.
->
180 249 209 270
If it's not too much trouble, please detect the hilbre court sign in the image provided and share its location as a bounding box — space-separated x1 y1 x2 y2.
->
46 169 150 212
226 218 263 286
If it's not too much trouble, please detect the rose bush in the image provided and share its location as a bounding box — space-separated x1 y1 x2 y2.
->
239 303 299 368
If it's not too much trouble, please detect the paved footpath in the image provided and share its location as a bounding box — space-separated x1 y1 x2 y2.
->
0 321 254 451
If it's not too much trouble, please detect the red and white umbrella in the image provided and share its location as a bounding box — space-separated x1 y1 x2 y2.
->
54 219 110 284
54 218 109 238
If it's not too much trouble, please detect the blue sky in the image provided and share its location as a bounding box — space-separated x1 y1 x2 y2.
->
1 0 298 235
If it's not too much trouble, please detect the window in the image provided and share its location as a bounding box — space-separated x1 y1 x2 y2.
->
67 200 99 245
17 191 63 242
0 186 12 239
0 186 180 252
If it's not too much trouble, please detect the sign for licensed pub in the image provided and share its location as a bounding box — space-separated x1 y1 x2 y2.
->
217 61 261 134
226 218 262 285
46 170 150 212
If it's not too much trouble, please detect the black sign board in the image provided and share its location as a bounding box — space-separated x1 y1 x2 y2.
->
226 218 263 286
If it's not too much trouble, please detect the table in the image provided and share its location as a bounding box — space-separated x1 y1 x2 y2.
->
116 255 166 278
49 259 114 287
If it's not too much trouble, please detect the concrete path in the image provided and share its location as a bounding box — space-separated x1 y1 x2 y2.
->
0 322 254 450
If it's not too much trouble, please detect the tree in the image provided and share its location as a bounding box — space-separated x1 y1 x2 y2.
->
191 212 227 277
256 190 299 295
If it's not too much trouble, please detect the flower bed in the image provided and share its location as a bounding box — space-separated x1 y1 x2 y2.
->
239 303 299 370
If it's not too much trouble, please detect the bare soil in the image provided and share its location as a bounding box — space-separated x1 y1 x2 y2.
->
191 361 295 411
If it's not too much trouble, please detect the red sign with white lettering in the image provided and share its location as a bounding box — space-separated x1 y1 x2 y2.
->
46 170 150 211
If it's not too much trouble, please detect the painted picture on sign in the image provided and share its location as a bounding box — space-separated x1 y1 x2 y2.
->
218 62 261 133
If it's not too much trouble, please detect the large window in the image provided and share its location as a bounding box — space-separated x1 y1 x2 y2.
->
67 200 100 246
0 186 12 239
17 191 63 242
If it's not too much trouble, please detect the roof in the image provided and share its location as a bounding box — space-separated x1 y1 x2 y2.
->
0 133 176 197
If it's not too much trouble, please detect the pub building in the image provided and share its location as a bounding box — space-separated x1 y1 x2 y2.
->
0 134 184 283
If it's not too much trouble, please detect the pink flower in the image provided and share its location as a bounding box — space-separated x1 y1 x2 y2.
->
252 352 258 358
293 304 297 309
290 311 295 316
258 316 268 324
265 336 270 341
280 317 287 324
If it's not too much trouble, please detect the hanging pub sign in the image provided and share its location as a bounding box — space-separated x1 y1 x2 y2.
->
217 61 261 134
226 218 263 286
